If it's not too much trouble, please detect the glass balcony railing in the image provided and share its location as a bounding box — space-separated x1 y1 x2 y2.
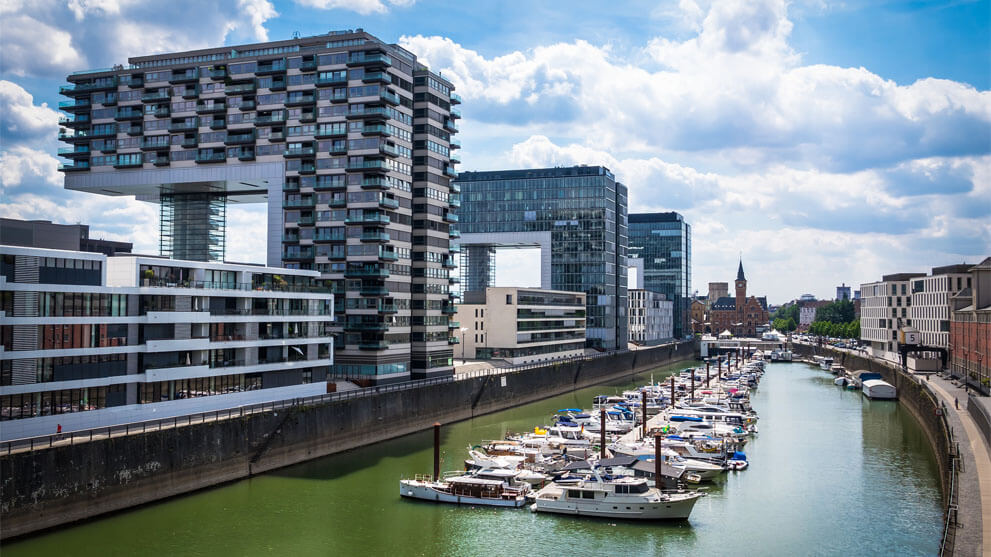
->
450 92 462 105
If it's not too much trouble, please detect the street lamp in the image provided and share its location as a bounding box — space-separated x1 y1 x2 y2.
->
459 327 468 365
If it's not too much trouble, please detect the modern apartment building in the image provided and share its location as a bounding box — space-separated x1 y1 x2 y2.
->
909 264 973 349
455 166 628 350
454 287 586 365
628 212 691 339
859 272 926 361
0 245 334 440
628 289 673 345
57 29 459 384
949 258 990 390
836 283 852 301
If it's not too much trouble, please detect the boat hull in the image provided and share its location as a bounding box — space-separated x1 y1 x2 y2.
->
399 479 527 508
531 493 702 520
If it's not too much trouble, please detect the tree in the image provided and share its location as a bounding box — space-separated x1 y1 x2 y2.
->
814 300 855 325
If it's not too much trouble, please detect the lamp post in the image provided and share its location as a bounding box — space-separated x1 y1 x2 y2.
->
459 327 468 365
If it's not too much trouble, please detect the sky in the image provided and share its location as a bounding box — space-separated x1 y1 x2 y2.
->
0 0 988 304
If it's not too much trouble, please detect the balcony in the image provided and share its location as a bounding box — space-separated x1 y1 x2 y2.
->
93 140 116 153
316 74 347 87
362 72 391 84
58 161 90 172
449 154 461 165
234 148 255 161
286 92 316 107
58 146 89 158
148 106 168 118
209 67 228 80
299 110 316 123
347 159 389 172
443 212 458 223
379 143 400 157
345 213 390 226
296 216 316 225
360 231 390 243
269 78 287 91
443 119 459 133
345 321 389 332
315 125 347 139
153 154 171 166
441 257 456 269
448 321 460 329
361 177 389 189
377 302 397 313
60 77 117 95
255 112 286 125
329 197 347 208
448 196 461 208
208 118 226 130
360 286 390 297
346 107 389 120
169 69 199 83
225 131 256 145
450 183 461 193
285 146 316 158
359 341 390 350
196 102 226 114
450 93 462 105
180 86 199 100
195 150 226 163
361 124 390 137
449 138 461 150
449 276 460 284
443 166 458 178
448 337 460 344
89 126 116 138
180 136 198 148
313 231 346 243
126 75 144 88
300 59 318 72
142 90 170 103
58 99 90 112
239 100 256 111
328 90 349 103
283 247 315 260
299 162 316 174
59 114 90 128
284 198 315 208
315 178 346 191
256 59 287 75
378 249 398 262
226 81 256 95
268 131 285 142
58 129 88 142
378 90 401 105
113 157 143 169
442 305 457 314
379 197 399 210
140 137 170 151
123 124 143 136
344 266 390 279
347 52 392 67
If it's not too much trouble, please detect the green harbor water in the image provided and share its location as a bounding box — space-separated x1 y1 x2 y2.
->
4 360 942 556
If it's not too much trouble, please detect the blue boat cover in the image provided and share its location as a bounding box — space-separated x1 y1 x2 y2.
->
670 415 704 422
557 408 583 412
731 451 747 461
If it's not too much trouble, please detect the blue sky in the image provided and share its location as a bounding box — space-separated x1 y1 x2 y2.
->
1 0 988 303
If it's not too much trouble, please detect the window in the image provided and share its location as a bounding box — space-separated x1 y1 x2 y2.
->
506 294 513 305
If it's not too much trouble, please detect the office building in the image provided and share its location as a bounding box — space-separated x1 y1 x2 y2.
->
949 258 991 389
454 287 585 365
629 289 673 344
859 272 926 361
57 29 459 383
628 212 691 339
1 218 132 256
455 166 628 350
0 245 333 440
909 264 973 349
836 283 851 301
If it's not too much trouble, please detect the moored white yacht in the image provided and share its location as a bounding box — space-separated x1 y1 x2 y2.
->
400 469 530 508
530 472 704 520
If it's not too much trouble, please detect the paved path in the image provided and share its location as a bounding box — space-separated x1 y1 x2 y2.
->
920 373 990 556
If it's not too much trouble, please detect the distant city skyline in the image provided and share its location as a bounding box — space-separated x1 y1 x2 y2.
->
2 0 988 306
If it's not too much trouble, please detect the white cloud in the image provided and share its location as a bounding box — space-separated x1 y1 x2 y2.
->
0 80 60 140
293 0 414 15
0 146 61 190
0 0 278 78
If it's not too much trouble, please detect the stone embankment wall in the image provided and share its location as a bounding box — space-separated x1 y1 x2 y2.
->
0 342 694 540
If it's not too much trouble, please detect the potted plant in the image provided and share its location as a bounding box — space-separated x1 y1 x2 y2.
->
272 274 287 290
142 268 155 286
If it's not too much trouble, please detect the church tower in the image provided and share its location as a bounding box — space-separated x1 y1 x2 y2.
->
735 259 747 304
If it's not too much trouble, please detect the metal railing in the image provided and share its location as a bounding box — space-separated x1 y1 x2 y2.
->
0 343 687 456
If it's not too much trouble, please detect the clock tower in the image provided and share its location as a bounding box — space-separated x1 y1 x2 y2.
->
735 260 747 303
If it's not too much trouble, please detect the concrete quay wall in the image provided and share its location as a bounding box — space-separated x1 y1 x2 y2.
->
0 342 694 540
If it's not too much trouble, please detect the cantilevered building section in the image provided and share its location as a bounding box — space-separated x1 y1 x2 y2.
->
58 29 460 383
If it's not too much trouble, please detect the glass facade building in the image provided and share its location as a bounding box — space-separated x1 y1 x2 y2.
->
628 212 691 339
58 30 460 384
455 166 628 350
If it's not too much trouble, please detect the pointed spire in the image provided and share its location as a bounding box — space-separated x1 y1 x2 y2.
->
737 259 746 281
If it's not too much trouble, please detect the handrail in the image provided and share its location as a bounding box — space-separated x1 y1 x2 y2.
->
1 343 686 455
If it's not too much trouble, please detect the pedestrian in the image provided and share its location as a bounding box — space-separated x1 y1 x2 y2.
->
56 423 62 439
955 398 959 410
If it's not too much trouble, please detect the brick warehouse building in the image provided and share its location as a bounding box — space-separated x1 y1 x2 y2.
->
949 257 990 391
709 260 768 337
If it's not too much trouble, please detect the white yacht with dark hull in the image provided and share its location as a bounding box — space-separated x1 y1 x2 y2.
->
530 473 704 520
400 469 531 508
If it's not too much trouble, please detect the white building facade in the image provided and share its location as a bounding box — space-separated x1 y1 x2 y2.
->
0 245 333 440
628 289 673 344
860 273 925 361
454 287 585 366
909 264 973 349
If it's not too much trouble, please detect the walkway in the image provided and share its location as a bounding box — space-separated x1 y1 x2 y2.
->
917 372 990 556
